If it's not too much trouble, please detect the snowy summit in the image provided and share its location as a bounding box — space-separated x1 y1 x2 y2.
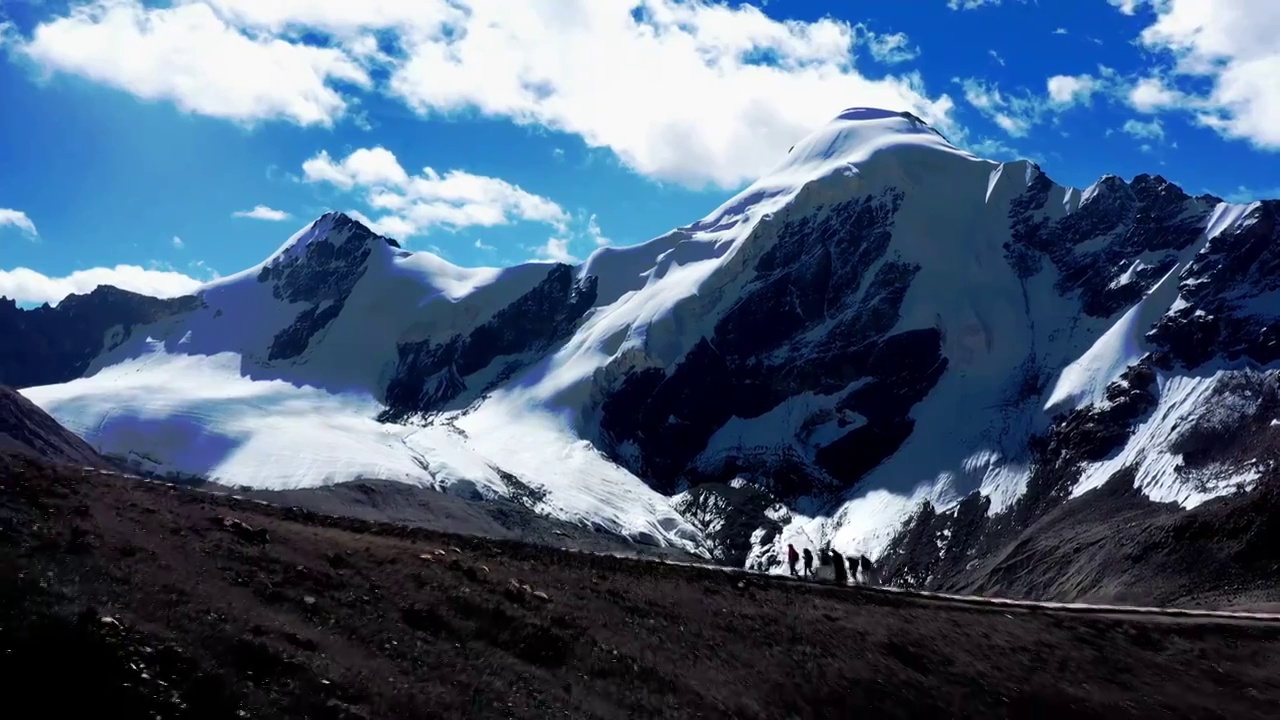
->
6 104 1280 582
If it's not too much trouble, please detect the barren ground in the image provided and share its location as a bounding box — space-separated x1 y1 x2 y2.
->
3 455 1280 719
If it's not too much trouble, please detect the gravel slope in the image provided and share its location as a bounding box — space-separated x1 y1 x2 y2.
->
4 455 1280 719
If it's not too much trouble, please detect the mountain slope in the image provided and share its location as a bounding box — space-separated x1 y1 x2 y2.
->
8 108 1280 594
0 385 108 468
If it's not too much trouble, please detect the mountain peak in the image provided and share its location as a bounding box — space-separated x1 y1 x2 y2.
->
315 211 402 250
244 210 406 315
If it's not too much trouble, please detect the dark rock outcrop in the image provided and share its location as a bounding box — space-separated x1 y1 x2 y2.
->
381 264 598 422
0 287 199 389
262 212 401 362
671 483 782 567
1148 201 1280 369
879 358 1162 591
601 190 946 498
1007 171 1219 319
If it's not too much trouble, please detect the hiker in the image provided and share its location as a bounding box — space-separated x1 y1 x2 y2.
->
863 555 881 587
846 555 860 585
802 547 814 578
787 543 800 577
831 551 848 586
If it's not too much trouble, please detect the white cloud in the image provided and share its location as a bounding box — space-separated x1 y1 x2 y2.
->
947 0 1012 8
1053 28 1069 35
0 264 204 306
345 209 418 240
474 238 495 251
172 235 184 248
17 0 371 126
199 0 462 37
965 136 1022 160
1128 0 1280 150
533 237 579 264
13 1 958 189
1122 117 1165 141
1128 76 1184 112
0 208 37 236
305 146 568 239
857 27 919 65
1046 74 1098 106
989 50 1006 66
1222 185 1280 203
301 147 409 189
956 78 1039 137
1108 0 1146 14
232 204 293 221
384 0 956 189
587 214 612 247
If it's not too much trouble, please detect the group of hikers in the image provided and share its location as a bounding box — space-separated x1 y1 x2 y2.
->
785 542 878 586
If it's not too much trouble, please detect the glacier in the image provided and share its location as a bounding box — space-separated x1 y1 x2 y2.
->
14 107 1280 573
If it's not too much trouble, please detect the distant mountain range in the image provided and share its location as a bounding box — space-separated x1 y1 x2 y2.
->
6 107 1280 604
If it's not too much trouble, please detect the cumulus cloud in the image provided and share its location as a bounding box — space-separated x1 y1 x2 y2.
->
11 0 956 190
1128 76 1185 112
172 235 184 248
0 208 37 236
1108 0 1146 14
301 147 408 189
16 0 371 126
232 205 293 221
385 1 955 189
1046 74 1099 106
304 146 568 239
198 0 462 37
1124 0 1280 150
0 264 205 306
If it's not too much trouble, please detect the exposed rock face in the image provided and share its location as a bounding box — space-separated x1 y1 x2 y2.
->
260 212 402 362
380 264 598 422
599 190 947 498
672 482 782 567
0 287 199 389
1007 172 1220 318
863 175 1280 598
878 357 1162 589
1148 201 1280 369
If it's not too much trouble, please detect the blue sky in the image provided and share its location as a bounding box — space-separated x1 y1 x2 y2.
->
1 0 1278 305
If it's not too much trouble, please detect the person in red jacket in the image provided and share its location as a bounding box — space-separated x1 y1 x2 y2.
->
787 543 800 577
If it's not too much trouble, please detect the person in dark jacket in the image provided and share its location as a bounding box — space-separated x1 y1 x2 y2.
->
802 547 814 578
831 551 848 585
787 543 800 577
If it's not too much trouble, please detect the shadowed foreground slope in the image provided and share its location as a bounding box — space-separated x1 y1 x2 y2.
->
3 456 1280 719
0 385 109 467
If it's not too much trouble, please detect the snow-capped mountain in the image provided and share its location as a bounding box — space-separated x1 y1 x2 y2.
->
7 107 1280 590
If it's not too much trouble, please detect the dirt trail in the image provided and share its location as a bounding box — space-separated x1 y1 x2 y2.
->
4 455 1280 719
